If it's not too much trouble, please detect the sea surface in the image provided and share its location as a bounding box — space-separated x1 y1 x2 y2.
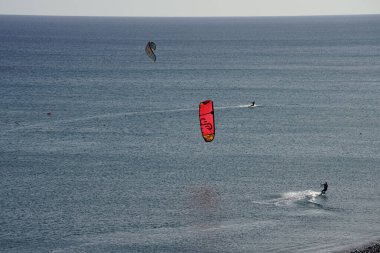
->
0 15 379 253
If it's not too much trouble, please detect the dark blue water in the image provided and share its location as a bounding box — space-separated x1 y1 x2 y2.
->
1 15 380 253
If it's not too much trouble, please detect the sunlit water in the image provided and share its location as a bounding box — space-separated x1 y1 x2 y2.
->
1 15 380 253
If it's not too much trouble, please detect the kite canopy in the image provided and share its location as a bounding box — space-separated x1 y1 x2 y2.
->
199 100 215 142
145 41 157 62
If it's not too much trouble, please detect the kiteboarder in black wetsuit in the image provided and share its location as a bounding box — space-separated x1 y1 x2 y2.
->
321 182 328 195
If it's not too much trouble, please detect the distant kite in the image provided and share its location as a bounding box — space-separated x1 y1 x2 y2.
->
145 41 157 62
199 100 215 142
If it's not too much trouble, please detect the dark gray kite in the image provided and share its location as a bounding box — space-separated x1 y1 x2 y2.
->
145 41 157 62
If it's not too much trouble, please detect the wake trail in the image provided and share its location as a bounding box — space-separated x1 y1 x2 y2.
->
252 190 324 207
214 104 249 109
2 104 251 135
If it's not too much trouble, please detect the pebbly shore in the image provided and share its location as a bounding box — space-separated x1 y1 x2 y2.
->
340 242 380 253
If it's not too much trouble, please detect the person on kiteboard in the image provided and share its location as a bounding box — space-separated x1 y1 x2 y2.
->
251 101 255 107
321 182 328 195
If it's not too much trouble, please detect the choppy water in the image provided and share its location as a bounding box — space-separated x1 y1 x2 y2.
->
0 15 380 253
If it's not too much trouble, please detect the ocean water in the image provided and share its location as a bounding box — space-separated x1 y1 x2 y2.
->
0 15 379 253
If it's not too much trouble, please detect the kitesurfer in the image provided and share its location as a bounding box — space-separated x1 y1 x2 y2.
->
321 182 328 195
